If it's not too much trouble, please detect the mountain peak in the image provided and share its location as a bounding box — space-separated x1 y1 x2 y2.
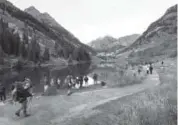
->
24 6 41 17
41 12 62 28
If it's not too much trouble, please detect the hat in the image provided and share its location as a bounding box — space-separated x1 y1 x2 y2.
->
25 78 30 81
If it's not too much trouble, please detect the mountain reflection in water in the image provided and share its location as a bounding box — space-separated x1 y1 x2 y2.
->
0 63 95 93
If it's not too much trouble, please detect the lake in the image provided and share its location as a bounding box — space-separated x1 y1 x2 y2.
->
0 62 129 94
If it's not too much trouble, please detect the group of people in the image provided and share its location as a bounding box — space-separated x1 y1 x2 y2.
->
137 63 154 75
146 63 153 74
42 73 98 96
0 72 100 117
65 73 98 95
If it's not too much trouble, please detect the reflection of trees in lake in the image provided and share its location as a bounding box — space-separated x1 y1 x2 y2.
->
50 63 92 87
0 63 94 92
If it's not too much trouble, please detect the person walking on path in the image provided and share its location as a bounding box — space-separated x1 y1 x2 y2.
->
13 83 32 117
0 83 6 103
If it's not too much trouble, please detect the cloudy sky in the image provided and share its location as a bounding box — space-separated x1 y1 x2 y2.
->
10 0 177 43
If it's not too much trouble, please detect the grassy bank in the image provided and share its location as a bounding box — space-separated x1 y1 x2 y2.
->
92 66 146 87
67 59 177 125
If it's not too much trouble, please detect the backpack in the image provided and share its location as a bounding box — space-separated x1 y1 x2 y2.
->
13 87 32 103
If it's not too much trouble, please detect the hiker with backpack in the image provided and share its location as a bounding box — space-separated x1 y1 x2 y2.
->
12 82 33 117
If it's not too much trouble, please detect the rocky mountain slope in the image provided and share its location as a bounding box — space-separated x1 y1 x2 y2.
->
24 6 95 54
124 4 177 64
115 34 140 46
0 0 94 67
24 6 62 28
88 36 118 51
88 34 139 52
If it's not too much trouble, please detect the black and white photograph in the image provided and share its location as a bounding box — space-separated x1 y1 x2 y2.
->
0 0 177 125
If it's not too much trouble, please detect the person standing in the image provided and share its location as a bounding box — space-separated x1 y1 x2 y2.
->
57 78 61 88
149 64 153 74
93 73 98 84
67 75 73 96
75 77 80 89
79 75 84 88
146 65 150 74
0 83 6 103
84 76 89 86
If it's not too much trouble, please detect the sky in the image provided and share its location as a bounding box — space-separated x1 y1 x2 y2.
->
10 0 177 44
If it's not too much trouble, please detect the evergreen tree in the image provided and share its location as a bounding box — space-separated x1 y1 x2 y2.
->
21 42 27 58
0 46 4 64
43 47 50 61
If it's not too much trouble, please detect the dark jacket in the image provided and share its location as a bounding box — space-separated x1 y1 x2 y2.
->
93 74 98 80
84 76 89 81
15 88 32 103
0 85 5 93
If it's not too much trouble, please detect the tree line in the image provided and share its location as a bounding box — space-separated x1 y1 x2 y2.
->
0 19 91 65
0 18 50 64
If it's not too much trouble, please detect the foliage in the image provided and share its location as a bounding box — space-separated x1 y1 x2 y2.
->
43 47 50 61
72 47 91 62
0 19 42 64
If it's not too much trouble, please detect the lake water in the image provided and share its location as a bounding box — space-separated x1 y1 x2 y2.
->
0 63 129 94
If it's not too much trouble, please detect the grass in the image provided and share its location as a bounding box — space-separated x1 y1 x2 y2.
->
118 69 146 87
94 66 146 87
67 59 177 125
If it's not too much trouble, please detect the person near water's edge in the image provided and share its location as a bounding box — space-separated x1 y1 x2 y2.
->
93 73 98 84
0 82 6 103
149 64 153 74
84 76 89 85
12 83 32 117
75 77 80 89
67 75 73 96
79 75 84 88
71 77 76 88
146 65 149 74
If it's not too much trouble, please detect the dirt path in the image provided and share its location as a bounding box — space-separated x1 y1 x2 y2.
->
0 71 160 125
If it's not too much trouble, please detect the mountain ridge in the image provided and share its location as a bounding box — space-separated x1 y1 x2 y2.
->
0 0 94 67
88 34 139 52
122 4 177 64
